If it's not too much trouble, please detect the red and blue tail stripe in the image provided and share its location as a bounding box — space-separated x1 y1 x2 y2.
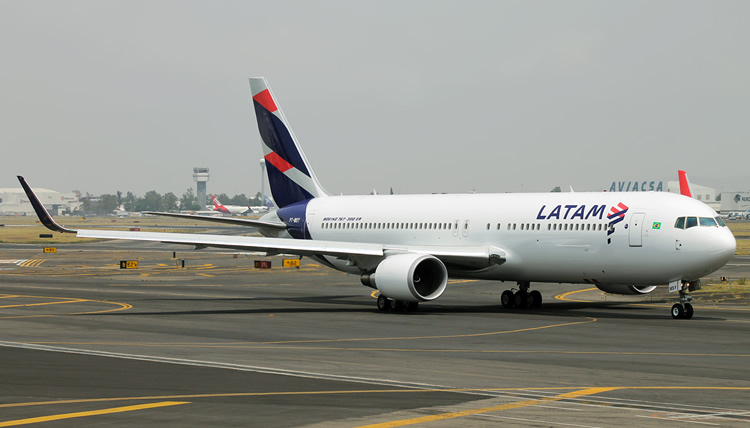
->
250 78 327 208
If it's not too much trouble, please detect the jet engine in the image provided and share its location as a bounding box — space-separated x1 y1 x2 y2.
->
594 284 657 295
361 254 448 302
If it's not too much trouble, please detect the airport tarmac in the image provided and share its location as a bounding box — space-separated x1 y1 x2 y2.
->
0 241 749 427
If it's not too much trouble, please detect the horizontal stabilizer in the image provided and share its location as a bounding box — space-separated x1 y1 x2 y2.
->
143 211 287 230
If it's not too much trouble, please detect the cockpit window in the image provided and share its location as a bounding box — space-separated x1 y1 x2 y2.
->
675 216 727 229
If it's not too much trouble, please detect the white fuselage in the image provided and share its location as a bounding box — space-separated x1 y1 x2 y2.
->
215 205 249 215
291 191 735 286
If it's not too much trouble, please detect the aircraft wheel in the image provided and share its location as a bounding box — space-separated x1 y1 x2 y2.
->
514 291 528 309
405 301 419 312
671 303 684 319
501 290 514 308
377 295 390 312
684 303 694 319
529 290 542 308
393 300 407 311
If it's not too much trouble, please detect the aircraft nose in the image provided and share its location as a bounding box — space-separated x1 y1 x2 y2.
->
711 230 736 266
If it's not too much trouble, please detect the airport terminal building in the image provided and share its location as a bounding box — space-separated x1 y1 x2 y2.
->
0 188 81 215
719 192 750 213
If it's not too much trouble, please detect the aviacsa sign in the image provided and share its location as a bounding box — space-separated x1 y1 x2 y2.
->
609 181 664 192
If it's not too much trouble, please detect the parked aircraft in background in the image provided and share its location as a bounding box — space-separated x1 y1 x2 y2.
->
678 170 694 197
18 77 736 319
211 195 249 215
263 194 276 211
247 194 276 214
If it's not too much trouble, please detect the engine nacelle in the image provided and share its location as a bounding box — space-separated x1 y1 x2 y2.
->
594 283 657 295
361 254 448 302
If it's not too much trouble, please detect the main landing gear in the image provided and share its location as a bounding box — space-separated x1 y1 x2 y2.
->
671 280 698 319
377 294 419 313
501 281 542 309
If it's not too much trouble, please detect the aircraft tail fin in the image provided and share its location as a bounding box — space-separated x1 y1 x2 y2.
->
211 195 223 209
262 194 276 210
678 170 694 197
249 77 328 208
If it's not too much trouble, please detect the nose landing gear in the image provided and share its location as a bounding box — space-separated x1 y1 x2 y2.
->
671 280 698 319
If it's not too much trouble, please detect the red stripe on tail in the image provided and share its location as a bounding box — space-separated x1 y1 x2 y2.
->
264 152 294 173
253 89 278 113
678 170 692 197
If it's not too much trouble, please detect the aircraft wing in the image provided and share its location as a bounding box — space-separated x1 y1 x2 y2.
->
76 229 385 257
74 229 504 266
142 211 287 230
18 176 506 267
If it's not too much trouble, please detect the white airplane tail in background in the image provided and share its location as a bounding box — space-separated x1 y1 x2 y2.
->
262 194 276 210
249 77 328 208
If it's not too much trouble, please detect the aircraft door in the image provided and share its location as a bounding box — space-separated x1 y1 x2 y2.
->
462 220 470 237
629 212 645 247
453 220 459 237
306 212 315 238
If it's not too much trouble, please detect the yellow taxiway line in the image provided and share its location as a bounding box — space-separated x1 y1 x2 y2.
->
0 401 188 427
356 387 619 428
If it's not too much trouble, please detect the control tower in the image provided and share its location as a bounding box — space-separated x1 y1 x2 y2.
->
193 167 209 209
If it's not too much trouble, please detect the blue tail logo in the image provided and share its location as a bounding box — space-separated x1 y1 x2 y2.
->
250 78 327 208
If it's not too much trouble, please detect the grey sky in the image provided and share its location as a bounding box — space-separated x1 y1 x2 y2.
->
2 1 748 197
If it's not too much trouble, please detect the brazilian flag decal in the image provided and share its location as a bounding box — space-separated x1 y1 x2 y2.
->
653 222 661 230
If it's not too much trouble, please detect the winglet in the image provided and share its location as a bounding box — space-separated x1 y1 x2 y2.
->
16 176 76 233
678 170 693 197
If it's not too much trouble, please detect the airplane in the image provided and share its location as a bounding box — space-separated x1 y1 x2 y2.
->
246 194 276 214
678 170 693 197
263 194 276 211
211 195 250 215
18 77 736 319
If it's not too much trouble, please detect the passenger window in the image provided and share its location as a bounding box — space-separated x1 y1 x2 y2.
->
700 217 717 227
686 217 698 229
